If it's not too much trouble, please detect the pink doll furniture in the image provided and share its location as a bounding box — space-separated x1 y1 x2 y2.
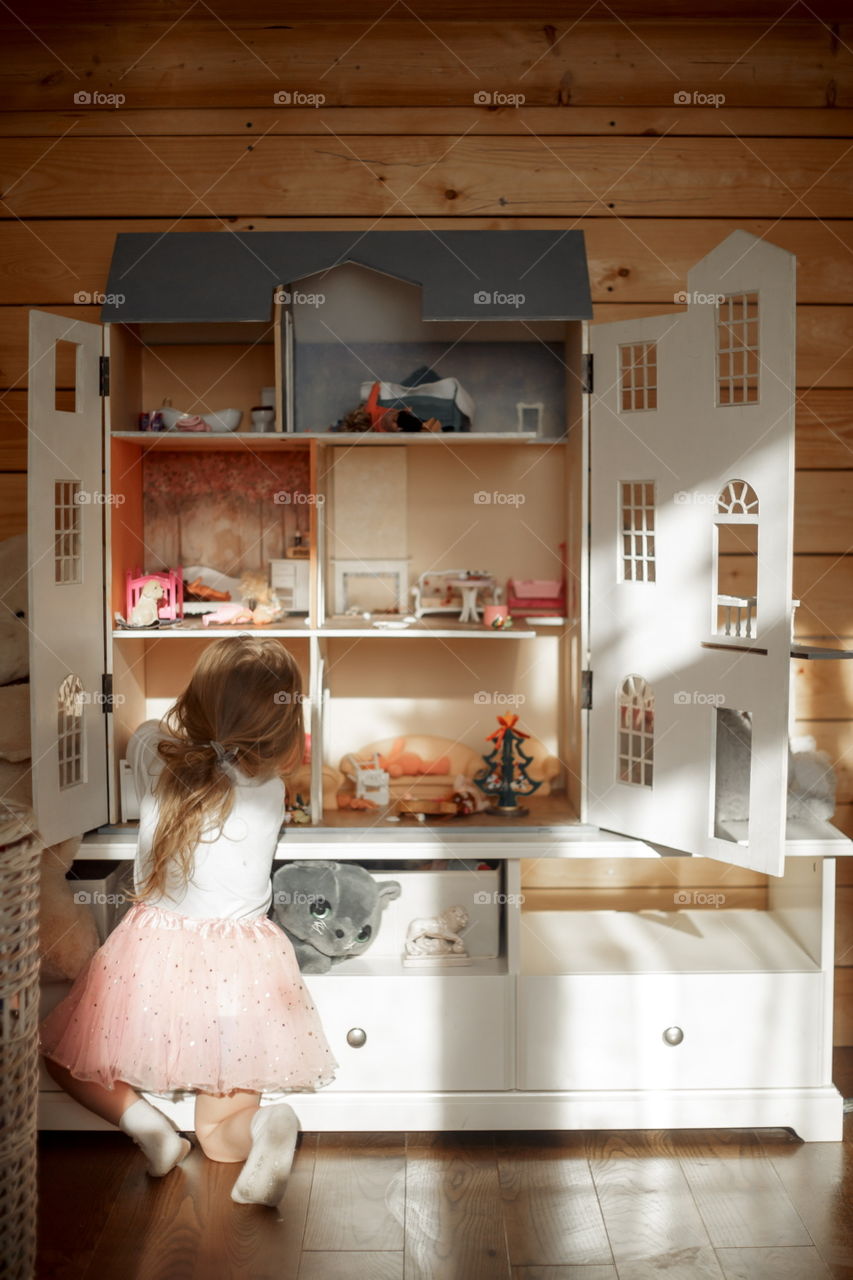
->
125 567 184 622
506 577 566 618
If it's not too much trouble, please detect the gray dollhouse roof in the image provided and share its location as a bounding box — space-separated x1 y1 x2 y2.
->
100 230 592 324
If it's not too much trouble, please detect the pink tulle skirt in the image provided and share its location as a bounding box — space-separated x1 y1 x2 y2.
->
39 901 338 1097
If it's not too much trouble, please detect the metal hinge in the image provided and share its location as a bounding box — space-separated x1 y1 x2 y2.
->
101 672 113 713
581 352 593 395
581 669 593 710
99 355 110 397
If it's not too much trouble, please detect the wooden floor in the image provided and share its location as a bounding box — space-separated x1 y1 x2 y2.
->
36 1054 853 1280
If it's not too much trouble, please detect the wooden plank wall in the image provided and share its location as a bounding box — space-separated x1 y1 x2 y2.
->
1 6 852 1036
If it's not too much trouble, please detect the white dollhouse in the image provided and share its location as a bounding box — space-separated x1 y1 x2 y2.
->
29 228 853 1139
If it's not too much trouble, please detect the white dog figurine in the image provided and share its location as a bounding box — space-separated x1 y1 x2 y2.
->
404 905 471 965
129 579 165 627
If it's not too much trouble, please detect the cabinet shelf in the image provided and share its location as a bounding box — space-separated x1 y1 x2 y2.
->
288 432 549 444
112 624 312 639
112 618 561 639
318 616 551 637
110 432 311 451
302 955 508 978
79 822 660 861
521 907 821 976
110 431 554 448
314 793 580 833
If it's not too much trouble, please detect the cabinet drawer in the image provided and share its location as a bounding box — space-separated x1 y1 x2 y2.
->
518 972 826 1091
304 974 512 1092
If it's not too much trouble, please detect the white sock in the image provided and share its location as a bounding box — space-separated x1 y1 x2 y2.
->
118 1097 192 1177
230 1103 300 1207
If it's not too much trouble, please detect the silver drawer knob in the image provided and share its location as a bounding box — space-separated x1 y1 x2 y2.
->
662 1026 684 1046
346 1027 367 1048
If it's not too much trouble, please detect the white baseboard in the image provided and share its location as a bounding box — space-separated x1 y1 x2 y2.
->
38 1084 845 1142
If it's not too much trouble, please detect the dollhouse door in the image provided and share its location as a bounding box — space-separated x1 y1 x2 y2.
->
27 310 109 846
586 232 796 875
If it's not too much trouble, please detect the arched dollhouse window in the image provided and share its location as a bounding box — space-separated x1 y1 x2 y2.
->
57 673 85 789
714 479 759 640
617 675 654 787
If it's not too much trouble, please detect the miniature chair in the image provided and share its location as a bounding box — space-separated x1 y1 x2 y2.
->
341 753 391 806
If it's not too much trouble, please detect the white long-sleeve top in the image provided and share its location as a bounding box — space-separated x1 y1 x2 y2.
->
127 719 286 922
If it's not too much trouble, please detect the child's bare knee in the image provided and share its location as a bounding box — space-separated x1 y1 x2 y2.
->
195 1124 244 1163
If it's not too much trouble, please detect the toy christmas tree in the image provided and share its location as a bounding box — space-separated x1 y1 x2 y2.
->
475 714 542 817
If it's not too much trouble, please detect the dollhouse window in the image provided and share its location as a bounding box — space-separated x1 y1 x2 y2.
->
54 340 77 413
619 343 657 411
54 480 82 584
620 482 656 583
618 675 654 787
714 479 759 640
716 293 759 406
713 707 751 843
57 674 84 789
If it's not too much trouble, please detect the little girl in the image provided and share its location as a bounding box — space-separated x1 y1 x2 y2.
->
39 634 337 1206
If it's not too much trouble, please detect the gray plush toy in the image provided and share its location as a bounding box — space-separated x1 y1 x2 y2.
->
271 860 401 974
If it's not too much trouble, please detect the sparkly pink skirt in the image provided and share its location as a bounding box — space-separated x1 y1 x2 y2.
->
39 901 338 1097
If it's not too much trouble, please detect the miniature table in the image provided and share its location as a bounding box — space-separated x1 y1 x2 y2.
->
445 576 496 623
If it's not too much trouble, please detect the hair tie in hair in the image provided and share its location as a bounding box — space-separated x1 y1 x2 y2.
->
208 740 238 768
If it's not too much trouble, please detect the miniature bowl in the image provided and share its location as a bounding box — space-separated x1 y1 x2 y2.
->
204 409 242 433
159 407 185 431
160 408 242 432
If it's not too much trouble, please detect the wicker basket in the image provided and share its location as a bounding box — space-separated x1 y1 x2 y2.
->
0 803 43 1280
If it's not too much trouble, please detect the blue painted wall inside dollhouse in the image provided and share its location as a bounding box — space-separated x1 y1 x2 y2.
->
293 341 567 435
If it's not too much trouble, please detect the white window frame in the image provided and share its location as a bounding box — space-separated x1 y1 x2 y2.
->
617 674 655 788
716 292 760 407
619 481 656 583
713 479 759 640
618 342 657 412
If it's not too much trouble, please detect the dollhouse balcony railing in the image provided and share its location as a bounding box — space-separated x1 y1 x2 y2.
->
717 594 757 640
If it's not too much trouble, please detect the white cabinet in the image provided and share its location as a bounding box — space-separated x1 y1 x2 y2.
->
28 228 851 1140
36 838 846 1140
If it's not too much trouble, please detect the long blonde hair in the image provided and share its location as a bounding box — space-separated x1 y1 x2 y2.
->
129 635 305 903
